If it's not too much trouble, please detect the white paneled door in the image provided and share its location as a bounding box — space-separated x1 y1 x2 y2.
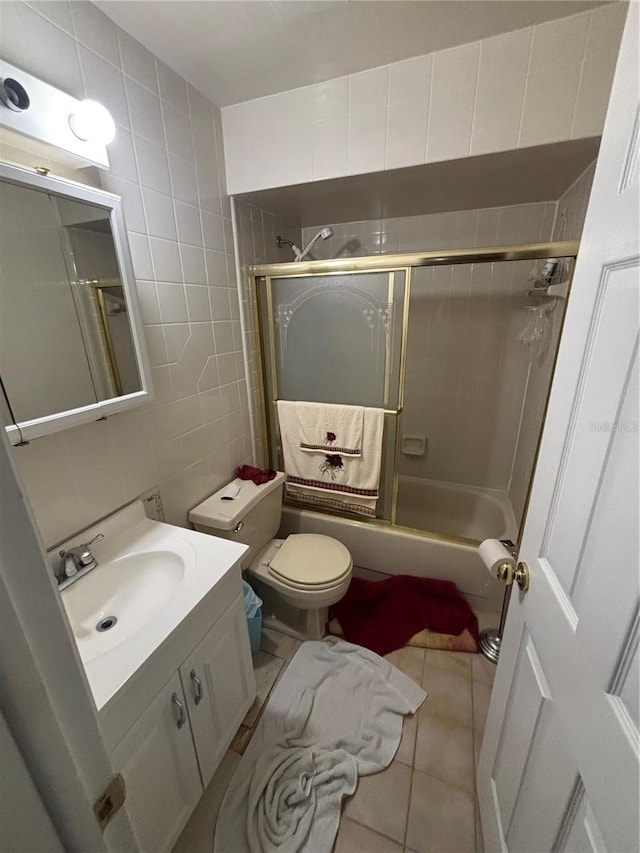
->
477 5 639 853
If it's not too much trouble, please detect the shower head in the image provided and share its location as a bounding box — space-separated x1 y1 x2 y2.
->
295 226 334 262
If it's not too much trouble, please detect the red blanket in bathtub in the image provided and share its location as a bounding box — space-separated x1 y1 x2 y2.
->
330 574 479 656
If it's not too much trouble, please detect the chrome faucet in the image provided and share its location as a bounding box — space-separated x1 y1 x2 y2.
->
57 533 104 589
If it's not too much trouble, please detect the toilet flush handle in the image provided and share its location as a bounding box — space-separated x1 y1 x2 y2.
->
233 521 244 534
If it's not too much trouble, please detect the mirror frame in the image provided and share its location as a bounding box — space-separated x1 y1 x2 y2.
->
0 160 153 445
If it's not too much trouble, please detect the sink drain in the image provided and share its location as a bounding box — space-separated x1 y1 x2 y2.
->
96 616 117 632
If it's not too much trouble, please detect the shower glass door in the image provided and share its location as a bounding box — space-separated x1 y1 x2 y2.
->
257 269 409 519
397 256 573 543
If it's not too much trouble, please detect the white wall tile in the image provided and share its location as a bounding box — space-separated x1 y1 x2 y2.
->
175 202 203 247
427 41 479 163
349 66 389 113
386 99 428 170
571 3 627 139
426 82 476 163
106 126 139 182
79 45 130 129
312 116 348 180
169 155 198 205
134 136 171 194
471 28 531 156
8 3 84 98
519 12 590 147
142 188 177 241
24 0 74 34
223 7 619 195
389 54 433 104
71 1 120 68
127 232 154 279
150 238 183 283
118 29 158 93
157 59 189 114
102 174 146 233
156 282 188 323
126 78 164 141
348 109 387 175
312 77 349 122
180 244 207 285
162 101 195 160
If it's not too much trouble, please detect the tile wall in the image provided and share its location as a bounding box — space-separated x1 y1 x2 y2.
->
1 1 252 546
222 4 626 194
298 197 587 517
508 162 596 522
234 200 302 467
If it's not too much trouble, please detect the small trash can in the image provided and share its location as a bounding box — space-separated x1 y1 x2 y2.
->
242 581 262 655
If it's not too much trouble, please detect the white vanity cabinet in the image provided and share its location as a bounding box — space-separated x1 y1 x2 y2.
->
112 672 202 853
179 591 255 787
105 591 255 853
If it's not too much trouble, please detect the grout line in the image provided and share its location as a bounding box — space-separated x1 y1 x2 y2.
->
516 27 534 148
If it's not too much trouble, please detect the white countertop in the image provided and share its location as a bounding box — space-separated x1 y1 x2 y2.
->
56 501 248 710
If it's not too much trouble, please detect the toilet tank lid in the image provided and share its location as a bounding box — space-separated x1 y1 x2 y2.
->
189 471 286 530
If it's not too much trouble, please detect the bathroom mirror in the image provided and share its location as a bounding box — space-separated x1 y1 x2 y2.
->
0 160 151 444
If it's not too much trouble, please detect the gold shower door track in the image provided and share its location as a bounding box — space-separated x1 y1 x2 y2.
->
249 240 580 547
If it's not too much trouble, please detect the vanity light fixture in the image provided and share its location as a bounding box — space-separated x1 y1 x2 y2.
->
68 99 116 145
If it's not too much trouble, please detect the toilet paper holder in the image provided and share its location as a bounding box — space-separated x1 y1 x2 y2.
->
479 539 529 664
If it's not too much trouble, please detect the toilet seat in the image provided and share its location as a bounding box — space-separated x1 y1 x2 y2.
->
267 534 352 591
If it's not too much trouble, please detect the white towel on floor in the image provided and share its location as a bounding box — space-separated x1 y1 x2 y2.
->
293 401 364 456
214 637 426 853
276 401 385 517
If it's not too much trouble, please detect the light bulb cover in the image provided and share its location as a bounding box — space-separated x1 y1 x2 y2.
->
68 99 116 145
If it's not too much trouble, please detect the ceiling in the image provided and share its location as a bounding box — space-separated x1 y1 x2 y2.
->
236 138 601 226
97 1 611 106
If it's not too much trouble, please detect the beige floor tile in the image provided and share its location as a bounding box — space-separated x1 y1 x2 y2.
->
243 650 283 727
333 818 404 853
260 627 299 660
471 654 497 687
343 761 412 845
406 769 475 853
420 664 473 730
172 750 240 853
424 649 472 677
395 712 418 766
414 714 475 796
385 646 426 684
472 680 492 740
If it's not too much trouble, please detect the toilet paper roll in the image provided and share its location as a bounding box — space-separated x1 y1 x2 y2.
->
479 539 515 577
220 479 242 501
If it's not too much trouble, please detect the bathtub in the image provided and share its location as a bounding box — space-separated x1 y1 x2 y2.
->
395 476 518 542
280 500 505 618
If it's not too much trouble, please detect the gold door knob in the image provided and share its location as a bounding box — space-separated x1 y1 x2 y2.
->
496 562 514 585
514 561 530 593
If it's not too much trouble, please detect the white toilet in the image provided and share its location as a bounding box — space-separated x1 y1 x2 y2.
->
189 472 353 640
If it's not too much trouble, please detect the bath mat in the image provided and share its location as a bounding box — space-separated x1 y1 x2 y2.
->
330 575 479 656
214 637 425 853
328 617 478 653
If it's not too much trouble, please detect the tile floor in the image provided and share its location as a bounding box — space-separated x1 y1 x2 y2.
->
172 631 496 853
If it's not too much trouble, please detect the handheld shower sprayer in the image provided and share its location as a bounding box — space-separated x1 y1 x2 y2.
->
276 227 334 262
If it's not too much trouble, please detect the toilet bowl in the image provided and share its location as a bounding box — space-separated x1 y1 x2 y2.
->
189 472 353 640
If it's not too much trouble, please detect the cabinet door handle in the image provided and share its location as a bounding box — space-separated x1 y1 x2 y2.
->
171 692 186 729
190 670 203 706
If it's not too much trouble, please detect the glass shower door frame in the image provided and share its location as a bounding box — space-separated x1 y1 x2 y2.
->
249 239 580 542
254 266 412 525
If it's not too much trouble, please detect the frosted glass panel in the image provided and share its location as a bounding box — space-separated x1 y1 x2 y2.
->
271 271 404 407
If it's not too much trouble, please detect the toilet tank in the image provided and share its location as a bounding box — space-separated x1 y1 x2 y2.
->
189 472 285 567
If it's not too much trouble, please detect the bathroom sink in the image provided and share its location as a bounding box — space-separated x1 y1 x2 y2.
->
55 499 249 709
62 550 188 663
